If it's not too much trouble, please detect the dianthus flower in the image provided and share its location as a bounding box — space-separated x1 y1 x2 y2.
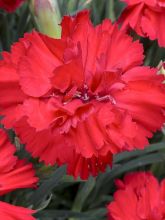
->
0 129 38 219
119 0 165 47
108 171 165 220
0 0 25 12
0 10 165 179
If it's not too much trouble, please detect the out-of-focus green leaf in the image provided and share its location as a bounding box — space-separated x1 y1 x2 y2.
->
35 208 106 220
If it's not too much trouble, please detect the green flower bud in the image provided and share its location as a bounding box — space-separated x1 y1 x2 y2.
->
30 0 61 38
158 61 165 76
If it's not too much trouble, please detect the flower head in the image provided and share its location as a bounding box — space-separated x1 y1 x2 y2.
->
119 0 165 47
0 11 165 179
107 171 165 220
0 0 25 12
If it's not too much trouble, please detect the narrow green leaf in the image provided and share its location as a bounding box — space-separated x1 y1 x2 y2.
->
35 208 106 220
114 142 165 163
109 152 165 180
72 177 95 212
30 165 66 207
17 4 30 38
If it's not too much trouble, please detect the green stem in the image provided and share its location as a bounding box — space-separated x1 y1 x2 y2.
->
106 0 116 22
69 177 95 220
17 5 30 38
0 14 11 51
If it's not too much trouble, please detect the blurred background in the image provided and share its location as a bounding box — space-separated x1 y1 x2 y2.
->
0 0 165 219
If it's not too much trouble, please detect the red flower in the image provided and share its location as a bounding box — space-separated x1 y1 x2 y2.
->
0 129 38 194
107 171 165 220
119 0 165 47
0 10 165 179
0 201 35 220
0 0 25 12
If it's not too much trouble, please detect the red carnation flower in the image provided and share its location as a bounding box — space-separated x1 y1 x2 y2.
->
0 201 35 220
0 129 38 194
119 0 165 47
0 10 165 179
107 171 165 220
0 0 25 12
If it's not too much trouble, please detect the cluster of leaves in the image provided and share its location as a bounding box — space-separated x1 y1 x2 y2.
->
0 0 165 220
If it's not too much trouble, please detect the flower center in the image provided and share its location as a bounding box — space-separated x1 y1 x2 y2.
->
63 84 116 105
42 84 116 106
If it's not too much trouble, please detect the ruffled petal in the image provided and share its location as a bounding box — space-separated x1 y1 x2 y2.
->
14 118 73 165
18 32 62 97
119 0 165 47
0 130 17 172
119 4 145 36
0 201 35 220
115 67 165 131
0 129 38 195
66 152 112 180
141 8 165 47
108 172 165 220
0 160 38 195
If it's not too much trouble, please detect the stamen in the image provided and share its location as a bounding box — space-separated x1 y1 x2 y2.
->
82 93 90 101
74 91 82 98
96 95 116 104
47 84 117 106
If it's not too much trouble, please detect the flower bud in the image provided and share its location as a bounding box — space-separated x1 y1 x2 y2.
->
30 0 61 38
157 60 165 76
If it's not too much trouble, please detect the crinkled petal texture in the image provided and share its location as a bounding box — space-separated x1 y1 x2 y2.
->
0 201 35 220
0 10 165 179
119 0 165 47
0 0 25 12
0 129 38 195
107 171 165 220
